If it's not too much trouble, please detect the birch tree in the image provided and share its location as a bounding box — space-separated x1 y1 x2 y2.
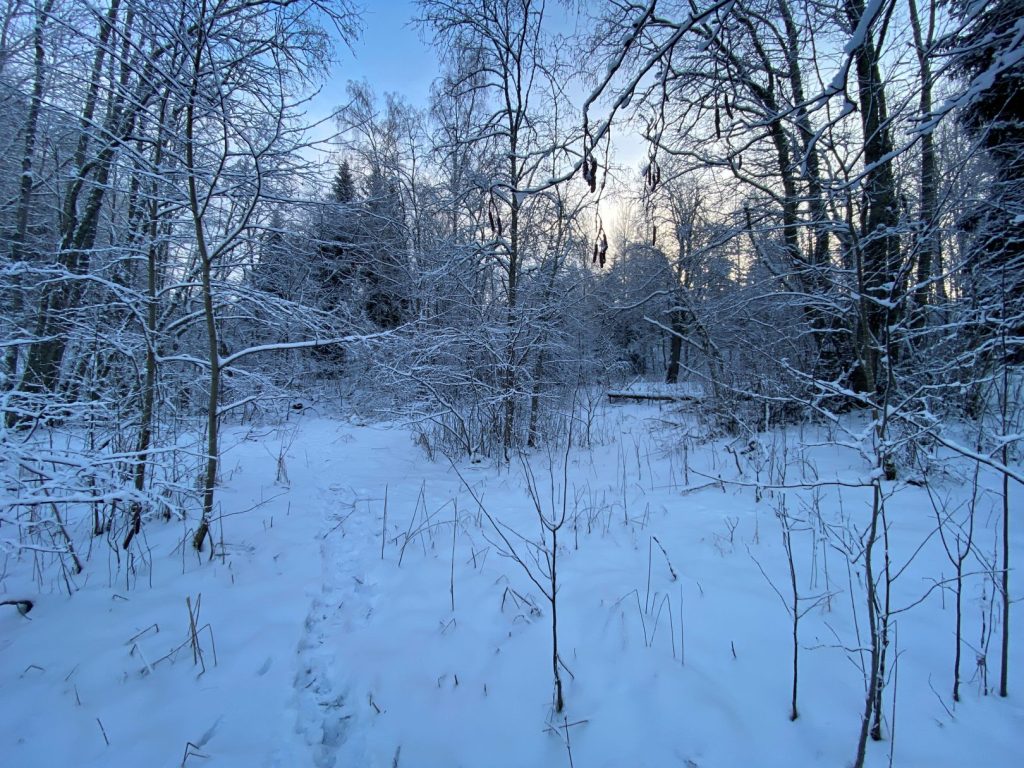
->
419 0 580 458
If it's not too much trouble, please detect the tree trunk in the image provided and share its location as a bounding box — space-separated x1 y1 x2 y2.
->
185 7 218 552
846 0 901 394
3 0 55 413
665 307 685 384
502 126 521 460
909 0 940 325
22 0 142 397
124 92 169 550
854 478 884 768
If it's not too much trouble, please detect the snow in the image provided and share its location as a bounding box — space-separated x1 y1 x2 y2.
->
1 403 1022 767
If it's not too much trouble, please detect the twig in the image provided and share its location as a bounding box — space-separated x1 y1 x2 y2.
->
563 716 576 768
381 484 388 560
96 718 110 747
652 536 678 580
181 741 208 766
127 623 160 644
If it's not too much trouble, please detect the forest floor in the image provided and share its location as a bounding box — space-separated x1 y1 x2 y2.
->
1 399 1022 767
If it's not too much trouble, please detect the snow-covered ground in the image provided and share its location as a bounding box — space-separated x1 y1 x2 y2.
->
1 401 1021 767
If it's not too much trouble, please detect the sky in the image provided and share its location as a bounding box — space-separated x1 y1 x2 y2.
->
327 1 439 110
312 0 646 234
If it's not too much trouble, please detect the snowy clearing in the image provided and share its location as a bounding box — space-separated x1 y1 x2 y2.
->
1 402 1021 767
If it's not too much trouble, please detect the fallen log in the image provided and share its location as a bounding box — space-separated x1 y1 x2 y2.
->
607 392 702 404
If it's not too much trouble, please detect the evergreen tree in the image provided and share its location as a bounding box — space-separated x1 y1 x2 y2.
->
317 159 361 317
360 165 409 329
952 0 1024 360
332 159 356 205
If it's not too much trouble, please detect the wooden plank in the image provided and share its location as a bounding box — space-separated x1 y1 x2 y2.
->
607 392 702 404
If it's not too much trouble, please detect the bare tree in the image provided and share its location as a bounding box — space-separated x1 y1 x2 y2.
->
168 0 360 550
419 0 581 459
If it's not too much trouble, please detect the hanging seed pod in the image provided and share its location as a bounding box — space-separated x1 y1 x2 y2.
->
652 225 657 247
487 194 497 235
581 138 594 191
645 154 661 192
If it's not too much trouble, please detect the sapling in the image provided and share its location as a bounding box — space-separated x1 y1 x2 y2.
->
994 259 1019 698
449 415 575 713
450 499 458 612
804 486 829 598
572 484 584 550
381 484 388 559
750 490 834 721
974 536 999 696
519 436 573 712
850 379 901 768
871 482 897 744
885 622 903 768
683 439 690 486
620 443 629 525
575 383 602 449
926 477 976 703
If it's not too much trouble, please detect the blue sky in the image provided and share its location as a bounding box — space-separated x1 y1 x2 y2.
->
311 0 645 193
331 1 439 109
325 0 591 111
